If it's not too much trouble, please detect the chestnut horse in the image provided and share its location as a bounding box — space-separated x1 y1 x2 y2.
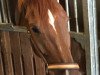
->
8 0 86 75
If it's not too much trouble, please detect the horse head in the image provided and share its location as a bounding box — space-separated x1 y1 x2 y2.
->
16 0 83 75
17 0 73 63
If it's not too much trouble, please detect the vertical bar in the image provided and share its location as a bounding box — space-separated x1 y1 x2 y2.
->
0 0 3 22
89 0 99 75
73 0 79 33
65 0 70 31
65 70 69 75
0 9 2 22
0 0 8 23
82 0 99 75
82 1 91 74
88 0 99 75
0 0 2 22
5 0 11 23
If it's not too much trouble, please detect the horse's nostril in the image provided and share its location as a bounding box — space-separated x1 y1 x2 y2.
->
32 25 40 34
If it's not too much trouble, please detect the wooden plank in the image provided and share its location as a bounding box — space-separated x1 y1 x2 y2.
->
0 31 47 75
1 31 14 75
0 23 27 32
9 32 23 75
0 46 4 75
19 33 34 75
34 55 46 75
0 32 4 75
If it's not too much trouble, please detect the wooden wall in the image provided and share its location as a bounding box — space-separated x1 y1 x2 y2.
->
0 31 46 75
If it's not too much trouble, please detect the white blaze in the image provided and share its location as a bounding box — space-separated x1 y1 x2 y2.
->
48 9 56 31
57 0 59 3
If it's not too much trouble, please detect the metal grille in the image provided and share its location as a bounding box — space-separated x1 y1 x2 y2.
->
0 0 27 32
65 0 99 75
0 0 11 23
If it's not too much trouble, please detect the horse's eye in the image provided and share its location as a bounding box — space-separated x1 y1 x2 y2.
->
31 25 40 34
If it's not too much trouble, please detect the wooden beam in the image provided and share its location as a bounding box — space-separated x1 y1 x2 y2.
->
0 23 27 32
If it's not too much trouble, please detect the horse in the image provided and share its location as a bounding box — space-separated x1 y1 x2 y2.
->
8 0 86 75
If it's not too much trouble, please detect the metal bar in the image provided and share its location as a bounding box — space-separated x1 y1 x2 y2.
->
73 0 79 33
91 0 99 75
87 0 99 75
82 1 91 75
65 0 70 31
0 9 2 22
0 0 8 23
0 0 2 22
82 0 99 75
5 0 11 23
0 0 3 22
